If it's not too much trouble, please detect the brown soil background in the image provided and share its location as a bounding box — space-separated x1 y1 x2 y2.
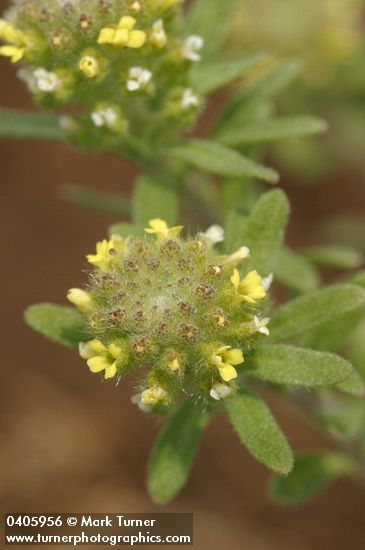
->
1 2 365 548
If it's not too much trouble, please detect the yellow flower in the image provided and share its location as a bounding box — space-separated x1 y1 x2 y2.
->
97 16 146 49
79 339 124 379
140 385 168 405
144 218 183 240
67 288 92 313
231 268 266 303
210 345 244 382
79 55 100 78
0 19 29 63
87 239 115 271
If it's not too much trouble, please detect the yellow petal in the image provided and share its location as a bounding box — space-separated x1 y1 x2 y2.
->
108 342 122 359
67 288 92 312
113 28 129 46
79 55 99 78
97 27 115 44
88 339 108 355
0 45 24 62
127 30 147 48
223 348 244 366
218 363 238 382
230 268 240 290
241 270 262 291
87 356 110 373
118 16 136 30
146 218 168 232
104 361 118 379
169 225 184 237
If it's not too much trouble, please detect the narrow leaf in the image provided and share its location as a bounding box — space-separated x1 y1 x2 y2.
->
132 175 178 228
246 344 353 388
269 284 365 344
61 184 131 217
147 399 210 504
269 453 357 505
214 60 302 135
25 303 86 348
108 223 142 238
170 139 278 183
302 245 364 270
185 0 239 60
275 248 320 293
0 108 64 140
225 190 290 276
217 116 327 146
191 54 269 95
224 389 293 476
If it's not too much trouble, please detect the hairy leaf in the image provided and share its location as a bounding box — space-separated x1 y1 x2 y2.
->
147 399 210 504
269 284 365 344
302 245 364 270
191 54 269 95
132 176 178 228
275 248 320 293
224 389 293 476
246 344 353 388
61 184 131 217
0 108 64 140
225 190 290 276
25 303 86 348
108 223 142 238
269 453 357 505
218 116 327 146
170 140 278 183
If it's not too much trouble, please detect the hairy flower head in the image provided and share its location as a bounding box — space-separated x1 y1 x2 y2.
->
67 219 270 414
1 0 203 151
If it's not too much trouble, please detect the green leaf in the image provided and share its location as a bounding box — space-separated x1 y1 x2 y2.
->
269 284 365 344
224 210 248 253
147 399 210 504
246 344 353 388
301 307 365 353
0 108 64 140
214 60 302 135
170 139 278 183
335 369 365 397
217 116 328 146
108 223 142 238
269 453 357 505
132 175 178 228
275 248 320 293
302 245 364 270
191 54 269 95
61 184 131 217
185 0 239 60
25 303 86 348
224 389 293 476
225 190 290 276
316 395 365 439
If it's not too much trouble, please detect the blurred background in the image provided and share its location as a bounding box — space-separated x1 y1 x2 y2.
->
1 0 365 548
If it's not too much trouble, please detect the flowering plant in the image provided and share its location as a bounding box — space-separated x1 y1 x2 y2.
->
1 0 365 506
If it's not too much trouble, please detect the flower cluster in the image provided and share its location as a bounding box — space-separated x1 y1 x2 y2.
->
67 218 271 414
1 0 204 150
